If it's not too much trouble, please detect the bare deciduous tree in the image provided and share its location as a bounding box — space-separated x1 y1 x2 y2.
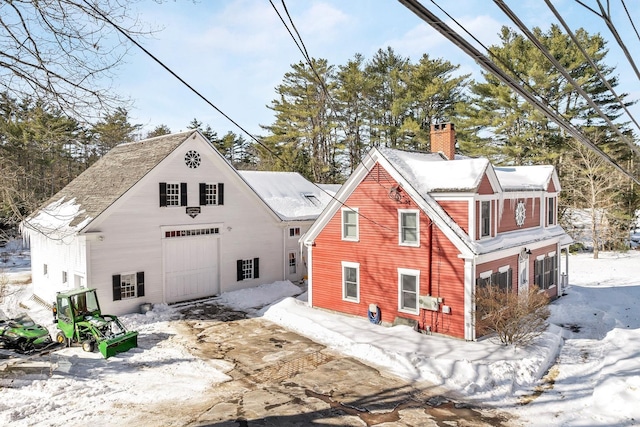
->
0 0 153 119
563 140 628 258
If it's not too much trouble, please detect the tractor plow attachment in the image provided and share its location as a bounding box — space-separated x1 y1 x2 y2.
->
97 330 138 358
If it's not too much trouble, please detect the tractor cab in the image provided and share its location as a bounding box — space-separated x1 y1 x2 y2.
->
53 288 138 358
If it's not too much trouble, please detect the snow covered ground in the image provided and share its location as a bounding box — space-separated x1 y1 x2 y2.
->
0 239 639 426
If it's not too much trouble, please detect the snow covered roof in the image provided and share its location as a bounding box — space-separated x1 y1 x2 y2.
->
239 171 331 221
24 131 195 233
380 147 491 193
494 165 554 191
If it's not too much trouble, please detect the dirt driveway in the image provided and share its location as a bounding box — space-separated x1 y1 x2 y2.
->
172 301 516 427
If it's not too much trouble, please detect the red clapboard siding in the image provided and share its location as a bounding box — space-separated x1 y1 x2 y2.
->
547 179 556 193
527 244 559 299
478 174 494 195
498 197 541 233
312 163 467 339
438 200 469 234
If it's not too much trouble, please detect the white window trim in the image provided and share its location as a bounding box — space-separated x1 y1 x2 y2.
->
479 270 493 279
120 271 138 300
341 261 360 303
341 208 359 242
288 227 301 238
398 268 420 315
548 251 556 257
203 182 219 206
288 251 297 275
479 200 492 239
165 182 182 207
498 265 510 273
398 209 420 247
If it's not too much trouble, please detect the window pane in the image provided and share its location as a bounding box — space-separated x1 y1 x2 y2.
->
344 266 358 300
402 213 416 228
345 266 356 283
343 211 357 239
345 282 357 299
401 212 418 243
402 274 416 292
402 292 417 310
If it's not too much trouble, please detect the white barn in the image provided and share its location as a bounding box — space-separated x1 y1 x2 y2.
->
22 131 329 315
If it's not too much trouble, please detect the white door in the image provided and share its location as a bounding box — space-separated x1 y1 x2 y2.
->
518 250 529 295
163 236 219 303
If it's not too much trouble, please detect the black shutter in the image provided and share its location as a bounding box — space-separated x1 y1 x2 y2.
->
199 183 206 206
112 275 122 301
218 183 224 205
254 257 259 279
180 182 187 206
136 272 145 298
237 260 243 281
159 183 167 207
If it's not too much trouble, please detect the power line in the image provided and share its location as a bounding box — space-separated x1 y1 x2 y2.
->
397 0 640 185
494 0 640 159
544 0 640 136
81 0 395 233
620 0 640 44
575 0 640 82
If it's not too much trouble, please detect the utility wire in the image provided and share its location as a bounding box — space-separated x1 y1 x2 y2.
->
269 0 397 232
575 0 640 82
397 0 640 185
544 0 640 136
495 0 640 158
81 0 395 233
620 0 640 44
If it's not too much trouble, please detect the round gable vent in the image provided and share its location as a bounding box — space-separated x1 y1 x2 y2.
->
184 150 201 169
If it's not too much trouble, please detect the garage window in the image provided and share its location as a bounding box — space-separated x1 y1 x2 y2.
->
160 182 187 207
199 183 224 206
112 272 145 301
237 258 260 281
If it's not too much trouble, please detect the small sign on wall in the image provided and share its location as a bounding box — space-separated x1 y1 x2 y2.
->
186 207 201 218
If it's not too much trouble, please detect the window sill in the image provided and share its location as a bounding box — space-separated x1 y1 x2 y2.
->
342 297 360 304
399 242 420 248
398 308 419 316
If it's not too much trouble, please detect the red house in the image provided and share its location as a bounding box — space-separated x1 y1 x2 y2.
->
302 123 572 341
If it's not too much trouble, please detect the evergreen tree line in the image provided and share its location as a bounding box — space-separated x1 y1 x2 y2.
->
1 24 638 252
259 25 639 252
0 95 250 235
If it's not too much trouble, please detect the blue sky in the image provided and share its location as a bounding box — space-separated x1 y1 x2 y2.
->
115 0 640 138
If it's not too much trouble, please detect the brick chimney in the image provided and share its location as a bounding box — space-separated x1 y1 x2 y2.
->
430 122 456 160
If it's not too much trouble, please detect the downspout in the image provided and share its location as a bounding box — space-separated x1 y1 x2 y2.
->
306 242 313 307
282 225 287 281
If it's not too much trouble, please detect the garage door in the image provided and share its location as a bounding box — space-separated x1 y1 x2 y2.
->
163 231 219 303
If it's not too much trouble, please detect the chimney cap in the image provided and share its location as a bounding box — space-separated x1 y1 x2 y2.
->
432 122 454 131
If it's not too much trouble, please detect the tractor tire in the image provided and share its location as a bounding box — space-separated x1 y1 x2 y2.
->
82 340 95 353
55 331 68 347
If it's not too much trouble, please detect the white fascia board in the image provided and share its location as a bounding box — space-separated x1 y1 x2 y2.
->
550 168 561 192
303 148 379 246
484 164 503 194
475 236 560 264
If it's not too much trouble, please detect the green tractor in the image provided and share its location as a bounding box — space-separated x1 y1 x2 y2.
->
53 288 138 358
